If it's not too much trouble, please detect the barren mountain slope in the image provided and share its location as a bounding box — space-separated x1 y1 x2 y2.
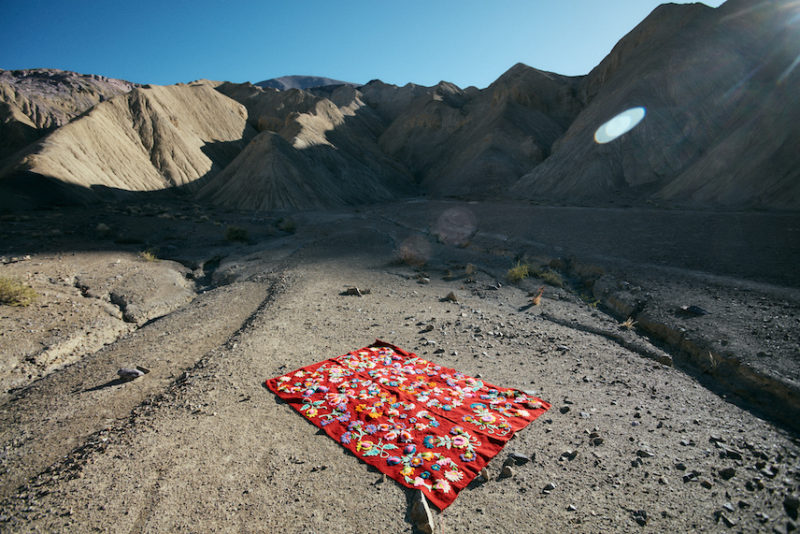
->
377 65 583 197
0 69 137 160
0 83 255 208
198 83 414 210
510 0 800 209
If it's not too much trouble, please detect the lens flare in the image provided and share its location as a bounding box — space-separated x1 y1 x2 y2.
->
594 107 646 144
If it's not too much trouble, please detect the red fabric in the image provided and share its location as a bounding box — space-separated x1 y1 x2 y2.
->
265 340 550 510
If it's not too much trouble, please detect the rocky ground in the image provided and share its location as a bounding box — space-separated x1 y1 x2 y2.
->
1 198 799 533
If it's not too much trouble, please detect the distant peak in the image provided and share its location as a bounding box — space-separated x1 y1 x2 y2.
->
255 75 357 91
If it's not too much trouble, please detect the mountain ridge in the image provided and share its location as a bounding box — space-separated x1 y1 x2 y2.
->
1 0 798 211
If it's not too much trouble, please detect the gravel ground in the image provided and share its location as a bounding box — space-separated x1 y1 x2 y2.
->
1 200 798 533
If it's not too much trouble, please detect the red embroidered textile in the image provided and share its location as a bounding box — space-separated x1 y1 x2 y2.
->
265 340 550 510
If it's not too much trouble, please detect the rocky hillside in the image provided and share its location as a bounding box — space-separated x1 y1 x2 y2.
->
510 0 800 209
1 0 798 211
0 69 137 161
0 83 254 208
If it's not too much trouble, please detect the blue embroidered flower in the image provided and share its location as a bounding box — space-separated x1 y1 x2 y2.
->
420 471 431 479
423 435 435 448
431 464 440 471
341 432 352 444
365 424 378 435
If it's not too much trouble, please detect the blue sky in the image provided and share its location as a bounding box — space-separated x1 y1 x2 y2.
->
2 0 725 88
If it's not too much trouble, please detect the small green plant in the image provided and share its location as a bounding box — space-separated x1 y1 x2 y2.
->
225 226 249 243
506 262 530 282
138 249 158 262
0 276 38 306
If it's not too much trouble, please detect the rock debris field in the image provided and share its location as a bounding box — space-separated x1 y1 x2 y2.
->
1 199 799 533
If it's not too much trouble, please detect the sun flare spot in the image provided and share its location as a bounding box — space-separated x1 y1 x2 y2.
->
594 107 646 144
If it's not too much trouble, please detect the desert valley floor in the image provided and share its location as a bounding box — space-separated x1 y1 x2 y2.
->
1 198 799 533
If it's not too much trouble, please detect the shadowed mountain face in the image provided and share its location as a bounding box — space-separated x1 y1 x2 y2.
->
1 0 798 211
510 0 800 209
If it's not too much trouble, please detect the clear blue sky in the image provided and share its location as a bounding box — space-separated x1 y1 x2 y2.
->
1 0 725 88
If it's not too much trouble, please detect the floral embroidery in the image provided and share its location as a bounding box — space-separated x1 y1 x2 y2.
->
266 340 550 511
462 402 512 436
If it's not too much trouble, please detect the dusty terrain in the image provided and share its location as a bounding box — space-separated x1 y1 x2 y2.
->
1 199 799 533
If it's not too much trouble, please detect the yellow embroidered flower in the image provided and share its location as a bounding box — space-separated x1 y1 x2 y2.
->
306 408 318 418
400 465 414 476
356 440 373 452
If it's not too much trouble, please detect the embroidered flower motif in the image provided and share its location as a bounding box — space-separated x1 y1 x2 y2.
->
356 440 373 452
399 431 413 443
433 479 452 493
451 435 468 448
403 444 416 455
423 436 435 449
386 456 402 465
444 469 464 482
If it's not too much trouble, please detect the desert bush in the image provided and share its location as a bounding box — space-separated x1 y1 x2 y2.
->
225 226 249 243
506 262 530 282
138 249 158 262
533 268 564 288
0 277 38 306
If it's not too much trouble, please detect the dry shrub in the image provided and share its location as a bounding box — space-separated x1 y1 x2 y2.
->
506 262 529 282
138 249 158 262
0 277 38 306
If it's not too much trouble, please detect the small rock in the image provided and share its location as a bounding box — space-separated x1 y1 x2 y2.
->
340 287 370 296
716 512 736 527
542 482 556 494
567 504 577 512
117 366 150 380
636 449 654 458
479 467 489 482
579 412 591 418
508 452 530 465
501 465 514 478
722 502 735 513
410 490 435 534
561 449 578 461
785 495 800 520
675 462 687 471
700 479 713 489
419 324 434 333
442 291 458 303
559 406 570 414
719 467 736 480
632 509 647 526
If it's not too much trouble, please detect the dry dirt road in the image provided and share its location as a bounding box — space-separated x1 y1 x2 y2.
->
1 199 798 533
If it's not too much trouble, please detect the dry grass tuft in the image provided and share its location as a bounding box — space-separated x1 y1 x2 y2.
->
533 268 564 288
620 317 637 330
0 277 38 306
138 249 158 262
506 262 530 282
